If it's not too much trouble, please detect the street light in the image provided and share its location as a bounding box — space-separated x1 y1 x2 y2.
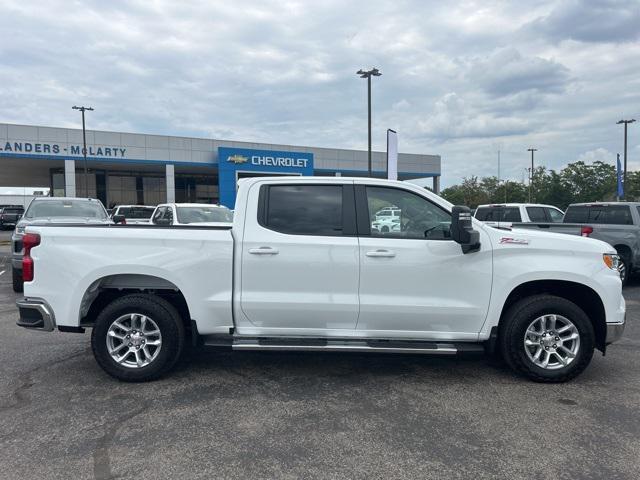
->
527 148 537 202
72 105 94 197
617 119 635 197
356 68 382 177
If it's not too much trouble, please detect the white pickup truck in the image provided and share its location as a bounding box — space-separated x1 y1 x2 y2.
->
16 177 625 383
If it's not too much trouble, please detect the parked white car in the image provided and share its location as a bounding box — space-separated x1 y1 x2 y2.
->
371 217 400 233
150 203 233 226
111 205 156 224
475 203 564 228
375 207 400 221
16 177 624 383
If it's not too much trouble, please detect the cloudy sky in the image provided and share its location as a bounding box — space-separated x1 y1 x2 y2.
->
1 0 639 186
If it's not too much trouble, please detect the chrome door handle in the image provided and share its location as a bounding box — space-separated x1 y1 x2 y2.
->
366 249 396 258
248 246 279 255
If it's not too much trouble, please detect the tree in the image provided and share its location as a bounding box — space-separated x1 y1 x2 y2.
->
441 160 621 209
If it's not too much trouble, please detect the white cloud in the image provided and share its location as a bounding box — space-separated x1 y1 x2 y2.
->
0 0 638 188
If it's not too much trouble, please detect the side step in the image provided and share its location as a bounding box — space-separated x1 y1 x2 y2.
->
202 336 484 355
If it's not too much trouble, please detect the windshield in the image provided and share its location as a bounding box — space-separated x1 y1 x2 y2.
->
25 200 107 219
176 206 233 224
116 206 155 219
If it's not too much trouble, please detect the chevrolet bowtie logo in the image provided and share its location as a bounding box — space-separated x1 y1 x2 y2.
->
227 154 248 164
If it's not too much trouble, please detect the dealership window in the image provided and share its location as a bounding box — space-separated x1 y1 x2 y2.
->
51 172 65 197
263 185 343 236
366 186 451 240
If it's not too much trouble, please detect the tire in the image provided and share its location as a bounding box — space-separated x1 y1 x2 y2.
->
381 226 390 233
500 295 594 383
616 251 630 286
91 294 185 382
12 267 23 293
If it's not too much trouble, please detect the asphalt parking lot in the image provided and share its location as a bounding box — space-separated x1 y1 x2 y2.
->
0 229 639 480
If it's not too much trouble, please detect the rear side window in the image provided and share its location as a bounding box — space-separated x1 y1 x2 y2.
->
474 207 492 221
526 207 547 222
564 206 588 223
502 208 522 222
263 185 344 236
564 205 633 225
603 206 632 225
476 207 521 222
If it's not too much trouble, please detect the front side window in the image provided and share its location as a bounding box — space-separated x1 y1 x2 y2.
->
264 185 343 236
547 208 564 222
526 207 546 222
366 186 451 240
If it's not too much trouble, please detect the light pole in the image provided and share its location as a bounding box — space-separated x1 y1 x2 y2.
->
617 119 635 197
527 148 537 203
72 105 94 197
357 68 382 177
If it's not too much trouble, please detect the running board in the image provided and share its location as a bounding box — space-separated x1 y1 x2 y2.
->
223 338 485 355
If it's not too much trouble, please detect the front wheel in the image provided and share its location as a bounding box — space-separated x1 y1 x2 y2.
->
500 295 594 382
91 294 185 382
617 253 630 286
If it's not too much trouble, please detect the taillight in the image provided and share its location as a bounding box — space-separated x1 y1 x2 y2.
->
581 226 593 237
22 233 40 282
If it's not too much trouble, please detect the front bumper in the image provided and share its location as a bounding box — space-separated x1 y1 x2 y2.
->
605 320 625 345
16 298 56 332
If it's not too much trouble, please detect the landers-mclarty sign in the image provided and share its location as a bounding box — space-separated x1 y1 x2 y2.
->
0 141 127 158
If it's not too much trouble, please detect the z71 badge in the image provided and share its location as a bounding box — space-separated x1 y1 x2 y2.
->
499 237 529 245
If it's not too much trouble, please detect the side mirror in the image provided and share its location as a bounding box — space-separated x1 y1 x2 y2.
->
112 214 126 225
451 206 480 254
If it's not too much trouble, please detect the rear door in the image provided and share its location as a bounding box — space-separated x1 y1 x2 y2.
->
239 182 360 331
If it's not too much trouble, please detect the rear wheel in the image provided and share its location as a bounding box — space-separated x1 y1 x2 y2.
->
500 295 594 382
91 294 185 382
12 267 23 293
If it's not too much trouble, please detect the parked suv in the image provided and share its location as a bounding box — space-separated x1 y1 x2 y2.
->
11 197 111 292
475 203 564 228
0 206 24 229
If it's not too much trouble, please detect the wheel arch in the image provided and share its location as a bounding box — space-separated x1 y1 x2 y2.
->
498 280 606 352
79 274 192 332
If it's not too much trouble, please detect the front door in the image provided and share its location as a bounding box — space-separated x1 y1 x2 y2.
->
356 183 493 339
239 182 360 332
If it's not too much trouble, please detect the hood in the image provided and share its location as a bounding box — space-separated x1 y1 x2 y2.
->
480 223 614 255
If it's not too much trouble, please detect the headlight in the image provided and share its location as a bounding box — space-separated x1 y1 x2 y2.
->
15 225 26 234
603 254 620 270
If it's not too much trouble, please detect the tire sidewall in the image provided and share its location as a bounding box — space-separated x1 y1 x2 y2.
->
12 267 23 293
91 295 183 382
502 296 595 382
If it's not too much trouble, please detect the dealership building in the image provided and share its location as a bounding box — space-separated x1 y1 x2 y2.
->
0 122 441 208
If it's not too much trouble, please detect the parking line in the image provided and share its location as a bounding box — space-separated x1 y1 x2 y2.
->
0 270 5 277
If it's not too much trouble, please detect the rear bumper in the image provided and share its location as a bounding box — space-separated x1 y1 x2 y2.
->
16 298 56 332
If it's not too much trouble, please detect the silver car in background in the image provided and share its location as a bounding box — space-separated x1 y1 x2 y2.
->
11 197 111 292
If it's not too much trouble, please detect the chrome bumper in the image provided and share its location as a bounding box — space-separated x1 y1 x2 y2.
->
16 298 56 332
605 320 625 345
